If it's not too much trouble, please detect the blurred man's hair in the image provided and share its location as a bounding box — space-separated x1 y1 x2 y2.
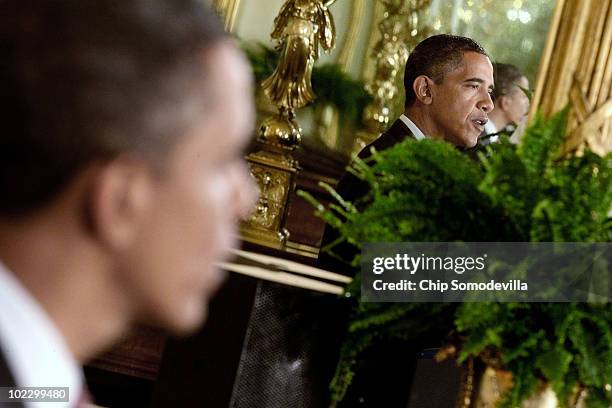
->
492 62 524 100
403 34 488 108
0 0 227 216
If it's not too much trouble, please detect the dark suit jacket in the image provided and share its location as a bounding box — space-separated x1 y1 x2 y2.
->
316 120 465 407
0 347 24 407
318 118 416 275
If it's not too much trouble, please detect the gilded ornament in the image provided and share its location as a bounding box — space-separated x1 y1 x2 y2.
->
242 0 338 250
262 0 337 112
354 0 431 153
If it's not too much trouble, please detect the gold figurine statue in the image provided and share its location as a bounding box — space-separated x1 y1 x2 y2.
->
243 0 338 249
262 0 337 112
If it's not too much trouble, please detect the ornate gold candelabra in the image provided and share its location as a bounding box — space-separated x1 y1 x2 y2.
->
241 0 337 248
354 0 431 154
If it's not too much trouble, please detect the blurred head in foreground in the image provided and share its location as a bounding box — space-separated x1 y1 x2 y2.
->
0 0 257 359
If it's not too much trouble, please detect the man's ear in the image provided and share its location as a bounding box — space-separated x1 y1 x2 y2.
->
413 75 433 105
498 95 511 112
86 156 154 250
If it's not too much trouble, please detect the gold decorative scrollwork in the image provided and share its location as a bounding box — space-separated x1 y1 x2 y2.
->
246 167 288 230
241 150 297 247
353 0 432 153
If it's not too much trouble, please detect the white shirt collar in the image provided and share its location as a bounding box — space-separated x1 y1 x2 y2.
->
399 114 426 140
0 262 83 408
483 121 499 142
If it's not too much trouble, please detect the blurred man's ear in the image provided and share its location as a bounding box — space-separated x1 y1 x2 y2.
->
499 94 512 112
86 157 153 250
413 75 433 105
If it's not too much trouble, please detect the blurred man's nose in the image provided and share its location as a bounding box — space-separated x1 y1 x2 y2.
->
234 163 258 220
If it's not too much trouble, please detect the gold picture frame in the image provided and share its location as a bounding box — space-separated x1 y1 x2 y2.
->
531 0 612 156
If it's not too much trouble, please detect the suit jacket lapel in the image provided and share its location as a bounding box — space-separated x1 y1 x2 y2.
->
359 119 416 159
0 347 24 407
386 118 414 141
0 348 16 387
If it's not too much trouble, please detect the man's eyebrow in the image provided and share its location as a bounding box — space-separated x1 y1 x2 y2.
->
464 77 494 90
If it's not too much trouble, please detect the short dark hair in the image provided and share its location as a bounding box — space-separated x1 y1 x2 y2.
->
403 34 488 107
492 62 525 100
1 0 227 216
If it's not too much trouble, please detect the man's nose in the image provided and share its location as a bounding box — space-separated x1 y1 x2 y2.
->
479 91 494 113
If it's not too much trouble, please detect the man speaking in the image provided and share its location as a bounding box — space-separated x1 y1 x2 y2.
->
321 34 495 271
399 34 494 148
317 34 495 407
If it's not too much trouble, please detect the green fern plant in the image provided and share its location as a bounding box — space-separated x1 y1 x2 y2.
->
299 109 612 407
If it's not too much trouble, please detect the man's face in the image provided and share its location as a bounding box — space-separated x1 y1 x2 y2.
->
121 43 256 334
428 52 494 147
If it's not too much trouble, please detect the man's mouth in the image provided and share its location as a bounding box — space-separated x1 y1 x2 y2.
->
471 118 488 131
